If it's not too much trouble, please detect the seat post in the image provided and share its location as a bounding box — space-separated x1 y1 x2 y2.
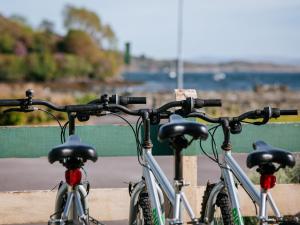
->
171 136 188 191
174 148 183 184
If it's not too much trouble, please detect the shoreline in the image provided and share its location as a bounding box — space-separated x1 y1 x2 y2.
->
0 81 299 117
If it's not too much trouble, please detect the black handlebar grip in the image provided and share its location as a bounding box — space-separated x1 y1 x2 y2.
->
125 97 146 105
280 109 298 115
0 100 22 106
111 95 146 105
194 99 222 108
203 99 222 107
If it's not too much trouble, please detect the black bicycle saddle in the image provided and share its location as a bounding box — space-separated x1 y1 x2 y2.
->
48 135 98 164
158 114 208 142
246 140 295 169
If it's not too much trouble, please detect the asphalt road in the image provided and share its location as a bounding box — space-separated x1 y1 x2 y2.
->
0 154 249 191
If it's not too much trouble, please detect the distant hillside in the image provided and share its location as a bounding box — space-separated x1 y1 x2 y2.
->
0 6 122 82
127 56 300 73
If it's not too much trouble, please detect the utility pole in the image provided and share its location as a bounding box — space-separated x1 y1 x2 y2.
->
176 0 184 89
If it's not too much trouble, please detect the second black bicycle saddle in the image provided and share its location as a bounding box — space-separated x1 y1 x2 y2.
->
246 140 295 169
48 135 98 164
158 114 208 142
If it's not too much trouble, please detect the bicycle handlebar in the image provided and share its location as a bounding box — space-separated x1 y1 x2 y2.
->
188 107 298 125
0 99 24 107
188 107 298 149
0 90 222 123
236 107 298 121
88 94 146 105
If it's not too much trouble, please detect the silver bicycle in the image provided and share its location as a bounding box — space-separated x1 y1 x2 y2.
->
47 114 98 225
0 90 99 225
128 97 222 225
188 106 299 225
0 90 146 225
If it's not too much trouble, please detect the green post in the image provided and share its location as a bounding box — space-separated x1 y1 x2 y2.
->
124 42 131 65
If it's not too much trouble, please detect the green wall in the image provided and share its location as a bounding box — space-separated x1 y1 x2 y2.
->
0 123 299 158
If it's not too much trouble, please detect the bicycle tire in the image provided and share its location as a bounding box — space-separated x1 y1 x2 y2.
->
136 187 153 225
200 183 233 225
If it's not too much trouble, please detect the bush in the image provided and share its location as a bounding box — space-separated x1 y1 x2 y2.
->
76 93 98 104
55 54 93 78
0 15 122 81
0 109 68 126
0 112 27 125
91 50 122 79
0 54 26 81
31 32 57 53
62 30 123 79
25 53 57 81
0 33 16 53
63 30 99 62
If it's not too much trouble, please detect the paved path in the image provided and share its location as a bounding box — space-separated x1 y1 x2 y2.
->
0 154 249 192
0 154 249 225
8 222 126 225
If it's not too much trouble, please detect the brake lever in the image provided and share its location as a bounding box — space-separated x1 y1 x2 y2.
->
252 120 268 125
252 107 272 125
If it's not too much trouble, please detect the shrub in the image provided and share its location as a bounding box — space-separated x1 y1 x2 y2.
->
0 109 68 126
0 54 26 81
25 53 57 81
0 112 27 125
55 54 93 78
63 30 100 62
76 93 98 104
0 33 16 53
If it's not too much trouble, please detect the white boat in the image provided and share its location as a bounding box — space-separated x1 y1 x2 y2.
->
169 71 177 79
213 72 226 81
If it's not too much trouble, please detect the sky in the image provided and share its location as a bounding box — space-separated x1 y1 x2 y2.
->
1 0 300 63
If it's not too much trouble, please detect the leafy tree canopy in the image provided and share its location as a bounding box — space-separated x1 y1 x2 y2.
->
0 7 122 82
63 5 117 49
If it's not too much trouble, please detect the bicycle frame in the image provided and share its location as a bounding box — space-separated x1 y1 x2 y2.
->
49 182 89 225
203 149 282 225
129 144 198 225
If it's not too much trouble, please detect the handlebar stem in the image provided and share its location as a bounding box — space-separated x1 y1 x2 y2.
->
68 113 76 135
142 111 153 149
221 118 232 151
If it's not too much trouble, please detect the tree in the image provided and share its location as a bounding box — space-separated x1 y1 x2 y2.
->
63 5 102 38
63 29 100 63
9 14 29 27
63 5 117 49
102 24 117 49
0 33 15 53
39 19 55 34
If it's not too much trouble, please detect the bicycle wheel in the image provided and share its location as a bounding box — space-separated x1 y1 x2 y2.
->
135 187 153 225
200 183 233 225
